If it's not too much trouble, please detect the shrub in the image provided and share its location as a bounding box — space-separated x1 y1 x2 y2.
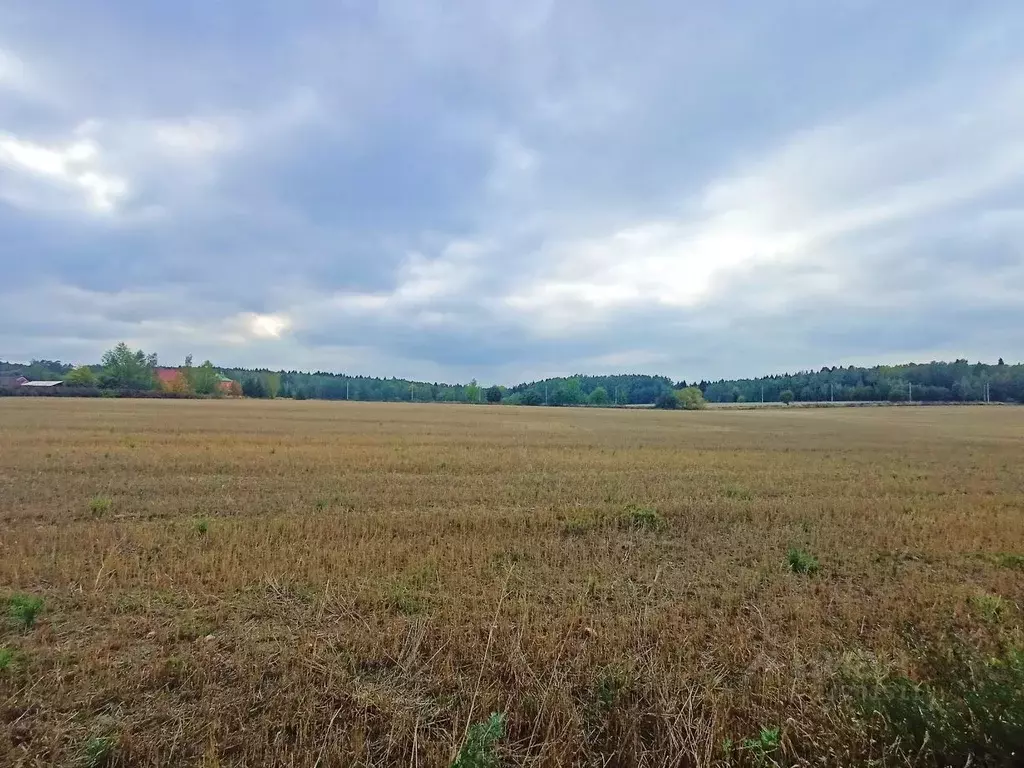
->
654 391 679 409
8 594 44 629
620 504 665 532
852 644 1024 765
452 712 505 768
787 548 819 575
676 386 707 410
779 390 795 405
89 496 112 518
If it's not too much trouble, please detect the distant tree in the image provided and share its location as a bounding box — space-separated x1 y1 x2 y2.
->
191 361 219 395
676 386 706 410
266 372 281 399
485 385 503 403
100 343 157 390
182 354 194 390
520 390 543 406
64 365 97 387
465 379 481 403
998 357 1005 366
242 376 268 398
654 390 680 409
588 386 609 406
163 370 192 394
779 389 794 405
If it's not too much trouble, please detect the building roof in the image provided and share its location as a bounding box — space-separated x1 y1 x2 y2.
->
154 367 181 384
21 380 64 387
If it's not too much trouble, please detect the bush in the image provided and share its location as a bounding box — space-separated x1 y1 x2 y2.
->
452 712 505 768
676 386 707 410
852 644 1024 765
8 594 44 629
779 390 795 405
485 385 503 403
654 391 680 409
787 548 819 575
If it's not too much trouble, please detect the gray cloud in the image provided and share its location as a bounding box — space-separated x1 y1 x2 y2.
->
2 2 1024 383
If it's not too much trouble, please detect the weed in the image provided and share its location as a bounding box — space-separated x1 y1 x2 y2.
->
452 712 505 768
8 594 44 629
83 736 115 768
0 647 13 671
593 666 628 710
314 499 327 512
996 553 1024 570
620 504 665 532
971 592 1009 622
387 587 427 616
787 548 819 575
739 726 781 766
851 644 1024 765
89 496 112 518
194 518 209 535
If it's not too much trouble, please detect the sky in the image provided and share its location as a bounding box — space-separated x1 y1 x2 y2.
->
2 1 1023 385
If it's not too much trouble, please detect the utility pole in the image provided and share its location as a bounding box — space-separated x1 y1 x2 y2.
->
346 381 349 400
830 382 834 402
908 382 912 403
761 384 764 403
544 384 548 405
410 383 415 402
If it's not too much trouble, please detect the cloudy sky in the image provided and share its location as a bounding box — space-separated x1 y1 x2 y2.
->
2 2 1023 384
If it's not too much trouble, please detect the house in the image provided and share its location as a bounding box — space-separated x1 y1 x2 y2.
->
0 375 28 388
20 380 64 388
216 374 235 394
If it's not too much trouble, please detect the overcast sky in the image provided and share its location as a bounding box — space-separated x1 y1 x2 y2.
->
2 2 1023 384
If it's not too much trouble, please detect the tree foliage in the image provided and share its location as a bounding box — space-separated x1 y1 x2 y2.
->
100 343 157 390
485 385 503 403
702 360 1024 404
676 386 706 410
64 365 97 387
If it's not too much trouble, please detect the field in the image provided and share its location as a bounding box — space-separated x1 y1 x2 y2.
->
1 400 1022 767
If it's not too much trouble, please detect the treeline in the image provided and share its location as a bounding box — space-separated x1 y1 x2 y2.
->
505 374 673 405
222 368 490 402
701 359 1024 403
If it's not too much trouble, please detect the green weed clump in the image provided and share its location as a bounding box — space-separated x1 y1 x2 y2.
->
0 647 13 671
452 712 505 768
89 496 112 518
787 548 819 575
83 735 115 768
620 504 665 532
851 645 1024 766
7 594 44 629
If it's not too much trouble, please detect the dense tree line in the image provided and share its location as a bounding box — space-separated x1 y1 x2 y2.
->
701 359 1024 403
505 374 673 406
6 353 1022 405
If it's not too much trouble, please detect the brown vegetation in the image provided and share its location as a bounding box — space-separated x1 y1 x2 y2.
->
1 400 1022 766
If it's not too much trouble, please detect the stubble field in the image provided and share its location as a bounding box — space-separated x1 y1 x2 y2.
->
1 399 1022 767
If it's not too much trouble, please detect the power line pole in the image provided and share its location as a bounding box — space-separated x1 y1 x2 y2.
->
544 384 548 405
761 384 764 403
908 382 912 403
830 382 834 402
346 380 349 400
410 383 415 402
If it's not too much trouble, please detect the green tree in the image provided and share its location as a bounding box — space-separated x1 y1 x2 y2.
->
588 386 609 406
100 343 157 390
465 379 481 403
485 385 503 403
266 372 281 399
654 390 680 409
64 365 97 387
676 386 706 410
242 376 268 398
191 361 219 395
779 389 794 405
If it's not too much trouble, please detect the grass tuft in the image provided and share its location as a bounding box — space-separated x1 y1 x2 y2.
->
452 712 505 768
786 548 819 575
83 736 115 768
7 594 44 630
620 504 665 532
89 496 112 518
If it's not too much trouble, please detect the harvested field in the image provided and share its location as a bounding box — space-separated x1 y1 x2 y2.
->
1 399 1022 766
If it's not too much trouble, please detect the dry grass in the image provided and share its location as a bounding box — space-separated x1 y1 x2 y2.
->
1 399 1022 766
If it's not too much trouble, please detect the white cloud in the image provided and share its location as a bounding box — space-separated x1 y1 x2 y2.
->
0 131 128 212
153 118 238 157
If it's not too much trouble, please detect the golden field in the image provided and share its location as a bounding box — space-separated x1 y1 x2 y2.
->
1 399 1022 767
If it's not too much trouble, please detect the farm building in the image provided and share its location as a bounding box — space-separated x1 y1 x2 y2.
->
20 380 64 388
0 375 29 388
155 367 237 394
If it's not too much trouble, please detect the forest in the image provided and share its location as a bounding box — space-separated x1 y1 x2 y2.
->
3 354 1023 404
